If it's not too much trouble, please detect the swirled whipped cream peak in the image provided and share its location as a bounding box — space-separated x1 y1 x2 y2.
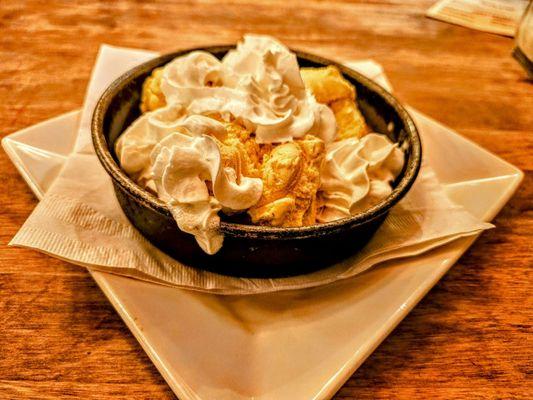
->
116 105 263 254
115 35 406 254
317 134 404 222
160 34 336 144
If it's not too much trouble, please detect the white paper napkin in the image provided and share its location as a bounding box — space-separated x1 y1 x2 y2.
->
9 45 492 295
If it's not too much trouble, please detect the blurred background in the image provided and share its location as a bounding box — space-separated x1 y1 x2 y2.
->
1 0 530 139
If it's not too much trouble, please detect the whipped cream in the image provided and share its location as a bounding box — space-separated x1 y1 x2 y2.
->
317 133 404 222
116 106 263 254
160 34 336 144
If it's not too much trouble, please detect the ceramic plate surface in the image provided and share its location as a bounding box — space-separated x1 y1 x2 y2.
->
2 63 522 400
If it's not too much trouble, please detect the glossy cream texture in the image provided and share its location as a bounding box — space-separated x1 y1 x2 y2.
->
317 133 404 222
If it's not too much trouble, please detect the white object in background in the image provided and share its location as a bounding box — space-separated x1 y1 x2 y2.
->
427 0 529 36
513 1 533 78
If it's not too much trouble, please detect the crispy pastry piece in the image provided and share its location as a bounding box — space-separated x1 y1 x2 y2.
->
300 65 355 104
330 98 368 140
140 67 166 113
248 135 325 227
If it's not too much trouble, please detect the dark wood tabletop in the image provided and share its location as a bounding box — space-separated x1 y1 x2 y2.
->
1 1 531 399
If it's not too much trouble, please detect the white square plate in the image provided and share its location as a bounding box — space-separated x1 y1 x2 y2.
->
3 72 522 399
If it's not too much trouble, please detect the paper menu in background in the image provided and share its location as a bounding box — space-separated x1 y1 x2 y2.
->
427 0 529 36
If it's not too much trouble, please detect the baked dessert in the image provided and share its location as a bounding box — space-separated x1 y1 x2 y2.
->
115 35 404 254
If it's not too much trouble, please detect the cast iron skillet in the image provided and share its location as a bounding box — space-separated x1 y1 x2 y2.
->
92 46 422 278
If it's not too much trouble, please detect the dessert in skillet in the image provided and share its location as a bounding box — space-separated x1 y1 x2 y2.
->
115 35 404 254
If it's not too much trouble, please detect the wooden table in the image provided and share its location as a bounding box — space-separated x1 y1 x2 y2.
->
1 1 531 398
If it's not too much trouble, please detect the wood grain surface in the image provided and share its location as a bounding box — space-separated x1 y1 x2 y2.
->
1 1 531 399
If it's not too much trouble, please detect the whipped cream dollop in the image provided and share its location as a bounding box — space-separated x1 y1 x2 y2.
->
116 106 263 254
160 34 336 144
317 133 404 222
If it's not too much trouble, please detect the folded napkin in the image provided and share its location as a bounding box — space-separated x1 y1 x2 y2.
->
10 45 492 295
